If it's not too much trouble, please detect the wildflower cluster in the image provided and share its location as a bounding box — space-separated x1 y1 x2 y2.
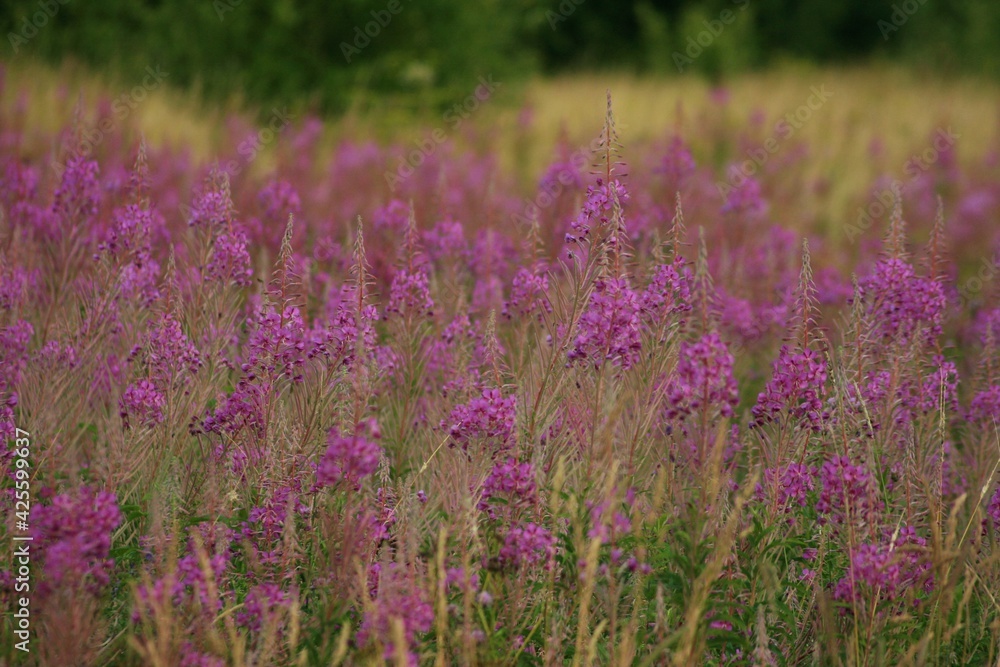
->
4 82 1000 665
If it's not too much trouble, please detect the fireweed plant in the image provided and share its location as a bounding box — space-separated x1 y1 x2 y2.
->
0 80 1000 667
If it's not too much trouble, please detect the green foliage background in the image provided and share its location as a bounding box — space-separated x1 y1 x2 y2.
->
3 0 1000 111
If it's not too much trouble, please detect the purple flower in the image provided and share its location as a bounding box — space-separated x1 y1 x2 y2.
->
639 259 693 327
587 499 633 544
901 356 959 416
478 457 537 518
815 456 881 526
187 183 233 228
120 379 166 428
386 268 434 318
0 320 32 389
846 370 892 411
445 567 479 593
967 385 1000 424
720 167 767 219
235 583 293 633
444 388 517 455
565 179 629 245
133 313 203 380
540 157 584 194
206 225 253 287
0 159 41 232
503 266 551 320
0 405 15 443
372 199 411 233
357 564 433 666
859 258 945 344
316 419 382 490
568 276 642 370
257 179 301 223
423 218 467 264
752 346 828 429
497 522 556 569
238 482 309 566
0 265 32 312
471 274 505 314
757 462 816 511
51 152 100 234
309 285 379 370
202 304 307 438
665 332 739 420
100 204 154 259
974 307 1000 347
655 135 696 192
134 526 233 623
988 485 1000 532
100 203 163 305
833 526 932 607
179 644 225 667
31 486 121 596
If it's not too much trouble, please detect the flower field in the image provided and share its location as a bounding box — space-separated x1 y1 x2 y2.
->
2 70 1000 666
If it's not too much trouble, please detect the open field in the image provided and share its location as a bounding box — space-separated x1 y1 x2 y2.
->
1 62 1000 665
6 62 1000 234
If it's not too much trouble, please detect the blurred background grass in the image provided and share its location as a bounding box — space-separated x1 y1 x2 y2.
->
3 0 1000 240
5 0 1000 113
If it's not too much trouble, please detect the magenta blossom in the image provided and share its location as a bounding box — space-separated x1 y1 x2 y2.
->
31 486 121 596
316 419 383 490
444 387 517 455
665 332 739 420
568 276 642 370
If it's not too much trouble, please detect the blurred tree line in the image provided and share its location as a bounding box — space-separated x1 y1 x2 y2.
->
3 0 1000 113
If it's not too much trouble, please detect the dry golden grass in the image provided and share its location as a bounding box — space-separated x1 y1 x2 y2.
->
511 67 1000 232
1 61 221 158
6 60 1000 227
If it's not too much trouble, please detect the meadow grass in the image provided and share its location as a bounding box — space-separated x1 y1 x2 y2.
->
0 61 999 666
